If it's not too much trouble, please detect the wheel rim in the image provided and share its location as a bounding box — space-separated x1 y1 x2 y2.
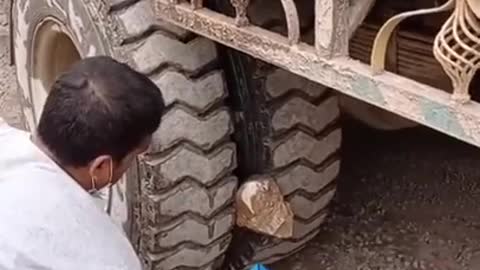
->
30 18 129 230
31 18 81 120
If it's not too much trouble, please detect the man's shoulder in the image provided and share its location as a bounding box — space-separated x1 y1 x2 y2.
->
0 169 141 270
0 120 31 168
0 119 28 137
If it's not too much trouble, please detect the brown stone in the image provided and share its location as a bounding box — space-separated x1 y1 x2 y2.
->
236 176 294 239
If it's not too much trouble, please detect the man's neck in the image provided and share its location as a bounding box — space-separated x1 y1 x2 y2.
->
31 133 91 190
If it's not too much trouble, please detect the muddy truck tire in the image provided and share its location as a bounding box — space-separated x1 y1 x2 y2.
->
11 0 237 269
216 1 342 268
222 57 341 269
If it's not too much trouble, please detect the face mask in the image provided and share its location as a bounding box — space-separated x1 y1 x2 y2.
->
89 159 114 213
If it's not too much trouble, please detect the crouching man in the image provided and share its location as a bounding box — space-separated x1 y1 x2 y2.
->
0 56 164 270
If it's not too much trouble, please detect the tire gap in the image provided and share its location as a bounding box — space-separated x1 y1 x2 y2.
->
109 0 140 13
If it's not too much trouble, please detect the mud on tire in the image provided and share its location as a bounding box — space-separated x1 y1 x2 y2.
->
217 0 342 268
11 0 237 269
221 53 341 269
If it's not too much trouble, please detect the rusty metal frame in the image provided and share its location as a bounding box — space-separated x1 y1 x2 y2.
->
155 0 480 148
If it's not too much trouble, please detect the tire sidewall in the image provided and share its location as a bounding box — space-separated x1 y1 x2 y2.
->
12 0 111 131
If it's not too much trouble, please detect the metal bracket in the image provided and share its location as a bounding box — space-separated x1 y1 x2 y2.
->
155 0 480 148
370 0 455 73
434 0 480 103
315 0 349 57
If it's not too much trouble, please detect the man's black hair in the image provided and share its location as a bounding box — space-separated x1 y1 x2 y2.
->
37 56 164 167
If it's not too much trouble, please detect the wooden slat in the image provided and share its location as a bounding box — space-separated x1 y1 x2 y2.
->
350 20 452 92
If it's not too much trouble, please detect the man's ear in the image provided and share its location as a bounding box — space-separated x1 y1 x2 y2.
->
88 155 112 181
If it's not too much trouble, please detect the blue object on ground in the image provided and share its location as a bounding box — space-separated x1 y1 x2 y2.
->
251 263 270 270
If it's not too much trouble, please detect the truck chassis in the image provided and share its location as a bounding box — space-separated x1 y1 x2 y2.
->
155 0 480 148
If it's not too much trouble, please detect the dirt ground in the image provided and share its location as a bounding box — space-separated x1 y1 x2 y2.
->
0 36 23 129
273 123 480 270
1 35 480 270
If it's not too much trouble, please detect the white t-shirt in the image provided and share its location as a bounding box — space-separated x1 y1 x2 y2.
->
0 119 142 270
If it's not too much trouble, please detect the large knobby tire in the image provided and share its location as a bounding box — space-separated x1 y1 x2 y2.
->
218 1 342 268
224 59 341 269
11 0 237 269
